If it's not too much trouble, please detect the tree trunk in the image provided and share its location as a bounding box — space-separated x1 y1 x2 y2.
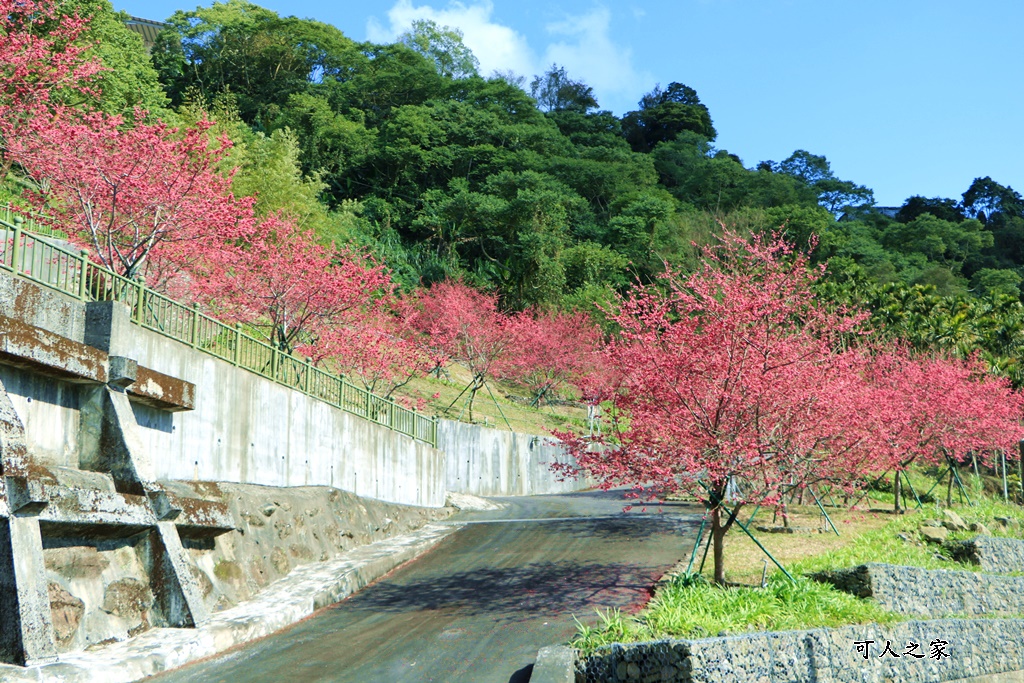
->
893 471 902 514
467 386 478 423
466 374 485 423
946 468 954 507
711 505 727 585
1018 441 1024 505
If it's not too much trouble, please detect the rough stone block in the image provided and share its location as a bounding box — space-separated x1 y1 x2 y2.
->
47 583 84 646
944 509 970 532
532 645 577 683
922 525 950 543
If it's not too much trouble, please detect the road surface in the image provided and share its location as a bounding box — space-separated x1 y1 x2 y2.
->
151 489 700 683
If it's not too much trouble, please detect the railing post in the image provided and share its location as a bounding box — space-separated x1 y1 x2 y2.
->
190 303 199 348
304 359 312 394
271 346 279 382
11 217 23 274
135 284 146 323
78 251 89 300
233 324 241 366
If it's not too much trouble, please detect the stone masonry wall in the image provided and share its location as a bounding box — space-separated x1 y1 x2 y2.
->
946 536 1024 574
37 482 451 651
811 563 1024 617
164 481 451 614
578 618 1024 683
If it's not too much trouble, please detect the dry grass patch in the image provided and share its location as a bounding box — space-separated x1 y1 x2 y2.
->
700 505 904 585
393 362 589 436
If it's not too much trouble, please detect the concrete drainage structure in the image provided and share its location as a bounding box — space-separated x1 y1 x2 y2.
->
0 302 230 666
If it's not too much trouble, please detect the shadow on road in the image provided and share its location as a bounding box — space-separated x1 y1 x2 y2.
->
508 664 533 682
531 515 694 542
337 560 660 618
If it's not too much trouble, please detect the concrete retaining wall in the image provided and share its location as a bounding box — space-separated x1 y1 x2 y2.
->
576 618 1024 683
0 274 446 508
1 273 593 506
437 419 590 497
0 367 81 469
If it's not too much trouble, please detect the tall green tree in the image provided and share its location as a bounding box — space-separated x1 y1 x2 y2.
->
151 0 357 124
769 149 873 215
530 64 598 113
398 19 479 80
621 82 716 153
75 0 169 116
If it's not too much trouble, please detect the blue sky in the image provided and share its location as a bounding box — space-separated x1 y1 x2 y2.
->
116 0 1024 207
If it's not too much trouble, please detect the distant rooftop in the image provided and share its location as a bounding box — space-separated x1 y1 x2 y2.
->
123 16 166 52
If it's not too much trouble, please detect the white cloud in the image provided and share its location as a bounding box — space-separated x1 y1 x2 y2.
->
366 0 536 79
366 1 650 112
541 7 652 111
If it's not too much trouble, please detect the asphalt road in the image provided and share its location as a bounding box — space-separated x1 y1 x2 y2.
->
150 490 700 683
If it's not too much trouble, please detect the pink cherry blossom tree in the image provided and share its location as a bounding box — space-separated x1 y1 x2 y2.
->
410 280 518 423
556 231 883 584
9 110 252 285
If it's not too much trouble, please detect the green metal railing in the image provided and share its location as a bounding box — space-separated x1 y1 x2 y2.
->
0 213 438 447
0 205 68 241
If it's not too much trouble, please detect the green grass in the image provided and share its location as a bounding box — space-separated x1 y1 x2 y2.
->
789 513 955 575
572 479 1024 654
574 575 900 652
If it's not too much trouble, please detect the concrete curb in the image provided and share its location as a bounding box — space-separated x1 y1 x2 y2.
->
0 522 461 683
530 645 577 683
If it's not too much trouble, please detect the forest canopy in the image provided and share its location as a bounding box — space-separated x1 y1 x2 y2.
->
4 0 1024 384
